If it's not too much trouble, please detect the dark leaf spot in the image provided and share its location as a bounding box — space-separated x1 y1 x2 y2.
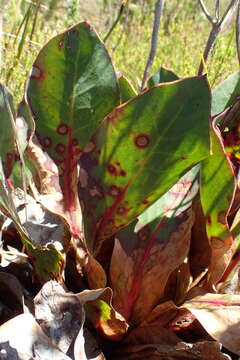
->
57 123 69 135
217 211 226 225
55 143 66 154
134 134 150 149
42 137 52 148
108 185 122 197
107 163 117 175
120 170 126 177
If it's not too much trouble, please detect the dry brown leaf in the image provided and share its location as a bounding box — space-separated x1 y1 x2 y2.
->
0 313 71 359
110 208 193 324
184 293 240 355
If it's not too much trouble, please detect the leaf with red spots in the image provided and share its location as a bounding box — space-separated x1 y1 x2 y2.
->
183 293 240 356
0 84 16 178
79 76 211 252
148 66 179 87
109 167 199 324
26 21 120 220
200 117 237 284
118 75 137 103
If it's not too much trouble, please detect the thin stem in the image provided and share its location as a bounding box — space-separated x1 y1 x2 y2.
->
198 0 215 24
219 0 238 28
103 1 127 42
236 0 240 63
215 0 220 21
141 0 164 91
198 0 239 76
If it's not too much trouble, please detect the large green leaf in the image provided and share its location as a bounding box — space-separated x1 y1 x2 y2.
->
79 76 211 252
212 72 240 116
109 166 199 323
200 118 236 284
26 21 120 213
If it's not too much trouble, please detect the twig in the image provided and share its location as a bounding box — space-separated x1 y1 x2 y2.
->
198 0 239 76
141 0 164 91
236 0 240 63
103 0 128 43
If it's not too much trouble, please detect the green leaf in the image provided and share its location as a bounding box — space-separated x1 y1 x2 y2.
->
212 72 240 116
118 75 137 103
148 67 179 87
0 84 16 178
109 166 199 323
200 118 236 284
79 76 211 252
27 21 120 212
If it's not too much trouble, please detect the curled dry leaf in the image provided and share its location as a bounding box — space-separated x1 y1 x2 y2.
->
80 287 129 341
183 293 240 355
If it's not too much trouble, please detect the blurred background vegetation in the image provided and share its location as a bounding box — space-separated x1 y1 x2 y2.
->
0 0 238 101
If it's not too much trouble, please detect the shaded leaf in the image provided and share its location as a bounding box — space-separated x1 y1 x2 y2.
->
110 207 193 324
79 76 211 252
0 84 16 178
212 72 240 115
109 166 199 323
118 75 137 103
34 281 85 354
200 118 236 284
184 293 240 356
148 67 179 87
113 341 231 360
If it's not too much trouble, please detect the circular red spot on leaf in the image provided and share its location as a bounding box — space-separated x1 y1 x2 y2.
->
134 134 150 149
120 170 126 177
117 206 127 215
107 164 117 175
108 185 122 197
57 123 69 135
6 153 14 161
55 144 66 154
207 215 212 225
42 137 52 148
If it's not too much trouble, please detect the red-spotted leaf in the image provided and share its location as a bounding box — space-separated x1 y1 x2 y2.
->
109 166 199 324
118 74 137 103
184 293 240 356
200 118 236 284
79 76 211 252
148 66 179 87
26 21 120 223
